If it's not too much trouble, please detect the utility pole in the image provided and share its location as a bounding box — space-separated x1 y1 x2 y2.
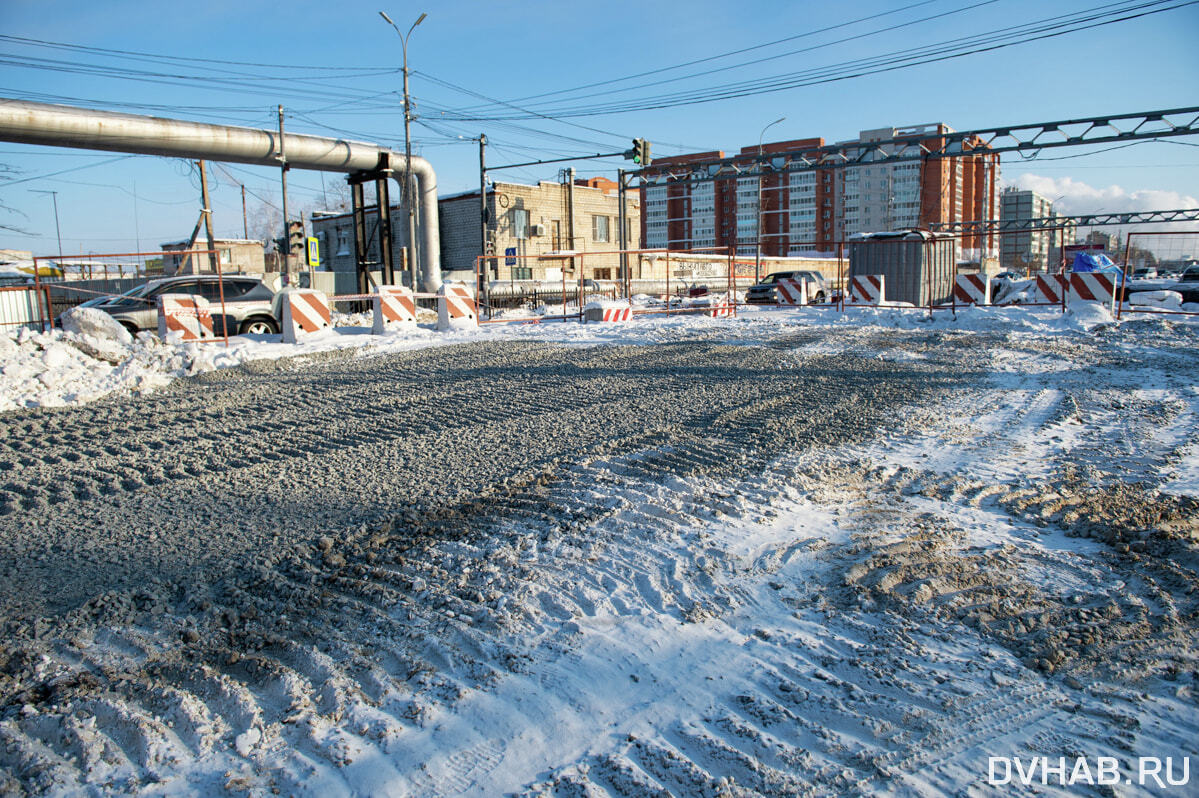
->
241 185 248 239
277 104 291 285
756 117 785 282
380 10 427 290
617 169 628 295
479 133 488 298
198 160 218 274
133 180 142 260
31 189 63 264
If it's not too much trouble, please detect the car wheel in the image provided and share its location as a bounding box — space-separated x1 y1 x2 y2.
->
239 317 279 335
813 291 825 304
119 321 139 336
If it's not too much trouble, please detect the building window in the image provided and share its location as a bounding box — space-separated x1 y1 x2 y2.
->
336 228 350 256
592 215 610 243
512 266 533 280
512 209 530 239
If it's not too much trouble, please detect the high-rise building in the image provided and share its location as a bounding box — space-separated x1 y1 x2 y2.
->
999 187 1066 272
640 123 999 257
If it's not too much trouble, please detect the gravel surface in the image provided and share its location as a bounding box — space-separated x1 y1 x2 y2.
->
0 323 1195 796
0 337 968 629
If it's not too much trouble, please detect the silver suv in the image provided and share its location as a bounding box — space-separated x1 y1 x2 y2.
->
78 275 280 336
745 270 829 304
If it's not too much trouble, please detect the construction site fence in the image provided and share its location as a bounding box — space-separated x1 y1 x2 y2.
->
8 232 1197 332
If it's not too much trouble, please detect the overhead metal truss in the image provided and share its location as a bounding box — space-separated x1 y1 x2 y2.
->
631 106 1199 188
932 207 1199 233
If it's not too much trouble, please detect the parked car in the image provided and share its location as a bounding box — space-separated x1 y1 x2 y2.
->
745 270 828 304
1168 266 1199 304
72 275 280 336
1131 267 1159 280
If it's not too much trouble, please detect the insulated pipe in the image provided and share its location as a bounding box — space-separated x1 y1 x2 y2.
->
0 98 442 290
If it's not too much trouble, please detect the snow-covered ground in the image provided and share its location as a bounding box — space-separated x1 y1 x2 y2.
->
0 301 1196 796
0 299 1170 413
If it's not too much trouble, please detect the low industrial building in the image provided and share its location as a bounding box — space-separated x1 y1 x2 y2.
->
161 238 265 276
310 176 641 287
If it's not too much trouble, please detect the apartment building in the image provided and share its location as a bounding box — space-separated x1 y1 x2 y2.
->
640 123 999 257
998 187 1072 272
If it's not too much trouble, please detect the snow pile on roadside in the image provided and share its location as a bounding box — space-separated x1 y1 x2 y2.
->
0 324 186 412
3 302 1196 414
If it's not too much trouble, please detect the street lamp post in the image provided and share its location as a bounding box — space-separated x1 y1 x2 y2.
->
380 10 427 290
31 189 64 265
755 117 785 282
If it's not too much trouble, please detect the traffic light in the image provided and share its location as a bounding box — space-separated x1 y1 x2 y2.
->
626 138 652 166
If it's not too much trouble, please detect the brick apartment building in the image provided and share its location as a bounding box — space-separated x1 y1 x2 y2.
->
311 176 639 284
640 123 999 257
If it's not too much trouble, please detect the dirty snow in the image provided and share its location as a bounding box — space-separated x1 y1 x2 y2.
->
0 300 1196 796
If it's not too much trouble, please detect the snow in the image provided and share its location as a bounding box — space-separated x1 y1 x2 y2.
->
3 300 1194 413
2 296 1197 795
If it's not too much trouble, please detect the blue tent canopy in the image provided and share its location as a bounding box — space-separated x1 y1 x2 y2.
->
1070 252 1117 272
1070 252 1123 283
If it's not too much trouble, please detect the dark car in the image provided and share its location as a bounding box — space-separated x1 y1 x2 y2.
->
745 270 828 304
72 275 280 336
1168 266 1199 305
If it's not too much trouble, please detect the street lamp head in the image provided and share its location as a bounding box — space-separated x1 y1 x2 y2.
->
414 12 427 27
378 10 394 25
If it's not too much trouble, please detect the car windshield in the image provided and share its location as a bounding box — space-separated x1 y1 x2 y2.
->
103 283 157 307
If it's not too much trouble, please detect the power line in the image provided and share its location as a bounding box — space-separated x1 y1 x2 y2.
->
436 0 1193 120
0 33 397 72
0 155 136 188
449 0 991 114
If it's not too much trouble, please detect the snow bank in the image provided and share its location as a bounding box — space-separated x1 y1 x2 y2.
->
2 300 1196 413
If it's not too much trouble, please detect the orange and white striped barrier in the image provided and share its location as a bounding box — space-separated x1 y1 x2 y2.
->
953 274 991 306
437 281 477 330
848 275 885 306
372 285 417 334
776 277 809 306
706 294 733 318
1068 273 1117 307
280 289 332 344
585 304 632 322
157 294 214 341
1033 275 1068 305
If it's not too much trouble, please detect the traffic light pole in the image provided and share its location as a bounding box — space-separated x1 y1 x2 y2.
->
277 105 291 286
491 139 651 171
490 150 630 171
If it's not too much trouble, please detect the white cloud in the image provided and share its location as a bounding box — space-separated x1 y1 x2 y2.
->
1008 174 1199 235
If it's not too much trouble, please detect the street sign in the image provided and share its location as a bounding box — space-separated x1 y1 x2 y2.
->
306 236 320 268
505 247 517 266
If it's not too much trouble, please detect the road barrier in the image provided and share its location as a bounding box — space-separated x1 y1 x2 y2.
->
706 295 733 318
1033 275 1068 305
848 275 885 306
157 294 214 341
953 274 991 306
775 277 809 306
372 285 417 334
437 282 477 330
1068 273 1118 304
586 304 633 322
280 289 332 344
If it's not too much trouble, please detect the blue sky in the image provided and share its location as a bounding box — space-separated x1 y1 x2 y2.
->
1 0 1197 256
